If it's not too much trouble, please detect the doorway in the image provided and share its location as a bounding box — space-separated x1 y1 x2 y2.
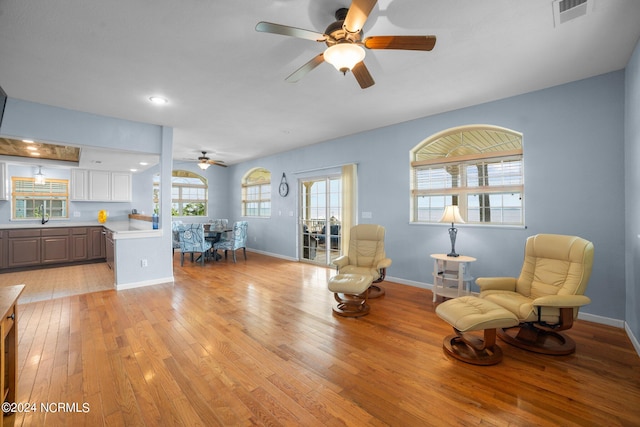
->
300 175 342 266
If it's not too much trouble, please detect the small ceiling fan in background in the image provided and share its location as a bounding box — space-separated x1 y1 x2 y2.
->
255 0 437 89
195 151 227 170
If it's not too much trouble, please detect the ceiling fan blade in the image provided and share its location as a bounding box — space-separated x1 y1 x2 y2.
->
352 61 375 89
364 35 437 51
210 161 227 168
285 53 325 83
255 21 327 42
344 0 377 33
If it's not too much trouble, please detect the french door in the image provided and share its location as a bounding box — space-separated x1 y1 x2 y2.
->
299 175 342 266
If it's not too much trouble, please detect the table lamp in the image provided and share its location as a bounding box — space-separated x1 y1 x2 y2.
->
440 205 465 257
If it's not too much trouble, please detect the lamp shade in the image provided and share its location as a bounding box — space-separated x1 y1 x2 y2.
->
324 43 366 73
197 162 210 170
439 205 465 225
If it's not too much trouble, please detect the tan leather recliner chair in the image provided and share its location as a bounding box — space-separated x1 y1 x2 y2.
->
333 224 392 298
476 234 594 355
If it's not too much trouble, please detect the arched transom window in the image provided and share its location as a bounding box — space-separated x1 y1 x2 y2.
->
410 125 524 225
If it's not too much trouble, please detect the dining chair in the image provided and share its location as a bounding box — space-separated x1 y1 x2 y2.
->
177 223 212 266
171 221 183 254
213 221 248 263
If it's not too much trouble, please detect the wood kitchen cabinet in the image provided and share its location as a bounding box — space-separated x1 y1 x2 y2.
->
0 231 5 269
41 228 70 264
88 227 106 259
7 229 41 268
1 226 106 270
1 285 24 427
70 227 89 261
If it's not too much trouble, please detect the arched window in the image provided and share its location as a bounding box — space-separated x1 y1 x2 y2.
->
153 170 208 216
242 168 271 217
410 125 524 225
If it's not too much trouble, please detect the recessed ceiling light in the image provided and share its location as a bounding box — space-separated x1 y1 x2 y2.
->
149 96 168 105
130 168 138 172
31 152 41 156
139 162 148 166
26 146 37 151
22 139 34 143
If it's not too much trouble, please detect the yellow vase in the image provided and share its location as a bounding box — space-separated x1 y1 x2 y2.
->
98 210 108 223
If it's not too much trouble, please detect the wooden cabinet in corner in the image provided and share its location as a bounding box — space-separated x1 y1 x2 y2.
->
88 227 106 259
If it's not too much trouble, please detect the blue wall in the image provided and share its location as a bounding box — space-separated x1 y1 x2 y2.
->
625 39 640 345
229 70 627 324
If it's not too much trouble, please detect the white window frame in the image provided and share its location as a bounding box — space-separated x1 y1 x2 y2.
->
410 125 524 226
12 177 69 220
153 170 208 217
242 168 271 218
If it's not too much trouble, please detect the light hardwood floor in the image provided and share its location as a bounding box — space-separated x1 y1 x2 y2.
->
3 253 640 426
0 262 114 303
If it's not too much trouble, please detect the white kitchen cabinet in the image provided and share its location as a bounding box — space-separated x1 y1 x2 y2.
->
0 162 7 200
110 172 131 202
71 169 131 202
70 169 88 200
89 170 111 201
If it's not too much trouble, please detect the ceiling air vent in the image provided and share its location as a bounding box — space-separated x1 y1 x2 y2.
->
552 0 594 27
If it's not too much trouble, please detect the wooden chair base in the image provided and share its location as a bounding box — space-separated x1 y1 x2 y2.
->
442 328 504 365
368 284 385 299
498 325 576 355
332 292 370 318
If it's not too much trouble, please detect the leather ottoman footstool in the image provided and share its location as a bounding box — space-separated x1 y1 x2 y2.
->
435 296 519 365
328 274 373 317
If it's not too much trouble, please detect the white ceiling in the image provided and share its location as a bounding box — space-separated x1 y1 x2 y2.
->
1 0 639 167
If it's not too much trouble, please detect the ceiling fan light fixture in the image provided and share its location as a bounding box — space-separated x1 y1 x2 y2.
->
148 96 168 105
198 161 211 170
324 43 365 74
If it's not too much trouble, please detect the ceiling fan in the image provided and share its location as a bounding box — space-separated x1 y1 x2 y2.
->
255 0 436 89
196 151 227 170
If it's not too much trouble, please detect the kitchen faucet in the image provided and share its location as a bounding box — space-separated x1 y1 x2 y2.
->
41 203 49 224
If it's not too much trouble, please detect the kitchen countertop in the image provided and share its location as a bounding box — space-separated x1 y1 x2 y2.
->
0 221 104 229
0 221 163 239
103 221 163 239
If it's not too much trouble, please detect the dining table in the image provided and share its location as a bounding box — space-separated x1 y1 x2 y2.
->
204 225 232 261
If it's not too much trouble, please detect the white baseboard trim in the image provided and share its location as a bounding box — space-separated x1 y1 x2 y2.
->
577 311 625 328
625 323 640 356
246 248 297 262
386 275 431 290
116 276 174 291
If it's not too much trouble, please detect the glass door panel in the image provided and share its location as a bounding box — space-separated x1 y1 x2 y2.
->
300 176 342 265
